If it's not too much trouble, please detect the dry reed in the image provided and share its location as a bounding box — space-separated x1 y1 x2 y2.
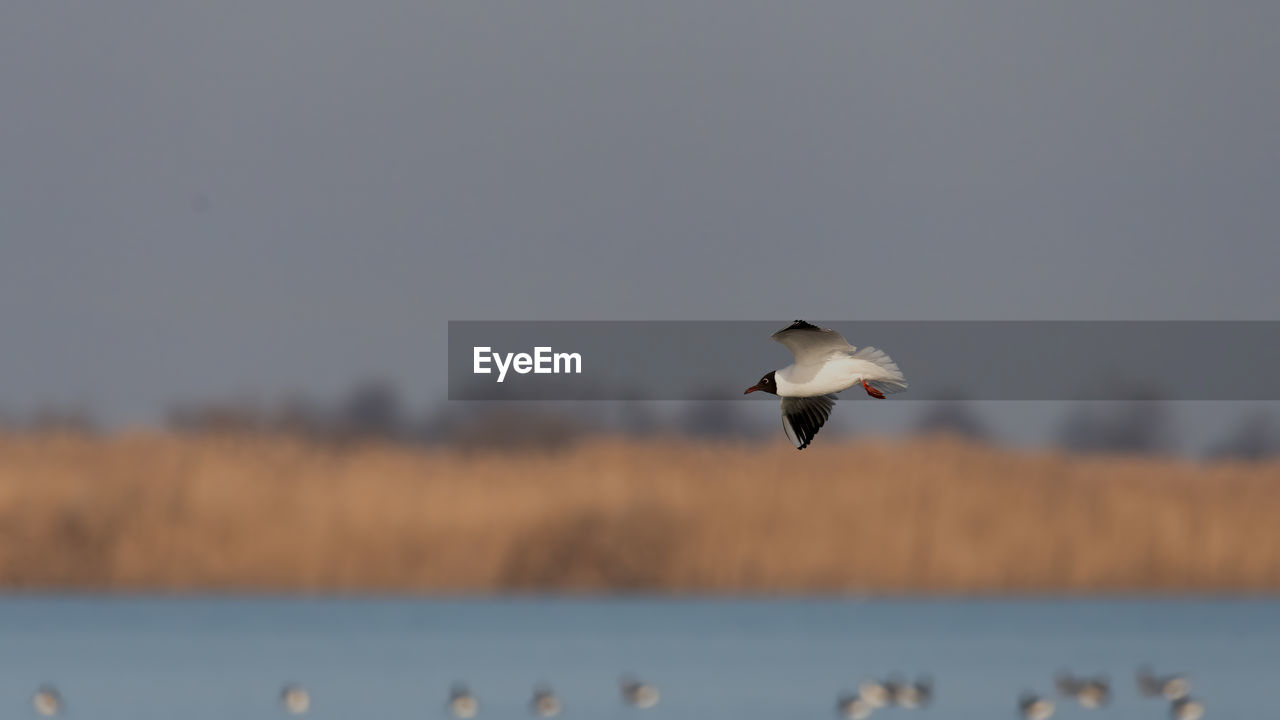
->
0 431 1277 593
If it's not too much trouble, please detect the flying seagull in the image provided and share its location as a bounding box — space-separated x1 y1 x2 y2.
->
744 320 908 449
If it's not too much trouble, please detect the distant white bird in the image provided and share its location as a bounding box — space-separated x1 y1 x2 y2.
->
1170 696 1205 720
837 693 876 720
1056 672 1109 709
1019 693 1055 720
892 676 933 709
530 685 563 718
280 684 311 715
1074 676 1110 709
857 680 890 709
449 684 479 719
1137 666 1190 701
32 686 62 717
620 675 660 709
745 320 908 449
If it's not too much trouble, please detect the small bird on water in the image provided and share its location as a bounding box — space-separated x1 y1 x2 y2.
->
1073 676 1110 709
279 684 311 715
449 684 479 719
32 686 62 717
744 320 908 449
1019 693 1055 720
1137 665 1190 701
1055 672 1109 709
620 675 660 709
1170 696 1206 720
837 693 876 719
530 685 563 718
891 675 933 709
857 679 891 709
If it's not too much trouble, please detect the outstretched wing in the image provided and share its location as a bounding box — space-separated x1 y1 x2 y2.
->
771 320 855 365
780 394 837 450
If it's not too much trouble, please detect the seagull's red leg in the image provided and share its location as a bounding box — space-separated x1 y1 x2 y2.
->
861 379 886 399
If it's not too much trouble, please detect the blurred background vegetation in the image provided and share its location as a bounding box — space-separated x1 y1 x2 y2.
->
8 378 1278 460
1 381 1277 594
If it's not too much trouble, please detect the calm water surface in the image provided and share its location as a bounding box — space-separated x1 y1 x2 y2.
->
0 597 1275 720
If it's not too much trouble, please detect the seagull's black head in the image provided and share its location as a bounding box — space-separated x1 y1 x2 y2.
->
744 371 778 395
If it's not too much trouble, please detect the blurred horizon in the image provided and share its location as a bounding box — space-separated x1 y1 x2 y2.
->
8 381 1280 460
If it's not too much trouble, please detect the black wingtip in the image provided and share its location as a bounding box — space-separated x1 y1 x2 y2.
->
782 319 822 332
781 395 835 450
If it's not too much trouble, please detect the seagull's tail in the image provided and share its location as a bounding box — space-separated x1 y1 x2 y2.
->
851 346 909 395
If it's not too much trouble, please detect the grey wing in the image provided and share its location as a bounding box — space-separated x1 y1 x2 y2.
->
780 394 837 450
770 320 855 365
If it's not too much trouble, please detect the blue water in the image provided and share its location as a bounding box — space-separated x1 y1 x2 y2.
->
0 597 1275 720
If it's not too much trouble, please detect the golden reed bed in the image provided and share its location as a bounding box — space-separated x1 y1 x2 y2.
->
0 431 1277 593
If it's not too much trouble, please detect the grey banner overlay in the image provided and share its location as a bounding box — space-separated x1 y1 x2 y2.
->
449 322 1280 401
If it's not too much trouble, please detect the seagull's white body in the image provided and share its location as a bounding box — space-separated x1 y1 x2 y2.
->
746 320 908 449
772 327 906 398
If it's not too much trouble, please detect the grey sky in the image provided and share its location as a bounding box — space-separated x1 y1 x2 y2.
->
2 2 1277 446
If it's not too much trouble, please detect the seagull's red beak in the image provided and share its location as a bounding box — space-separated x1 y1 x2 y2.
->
744 383 762 394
